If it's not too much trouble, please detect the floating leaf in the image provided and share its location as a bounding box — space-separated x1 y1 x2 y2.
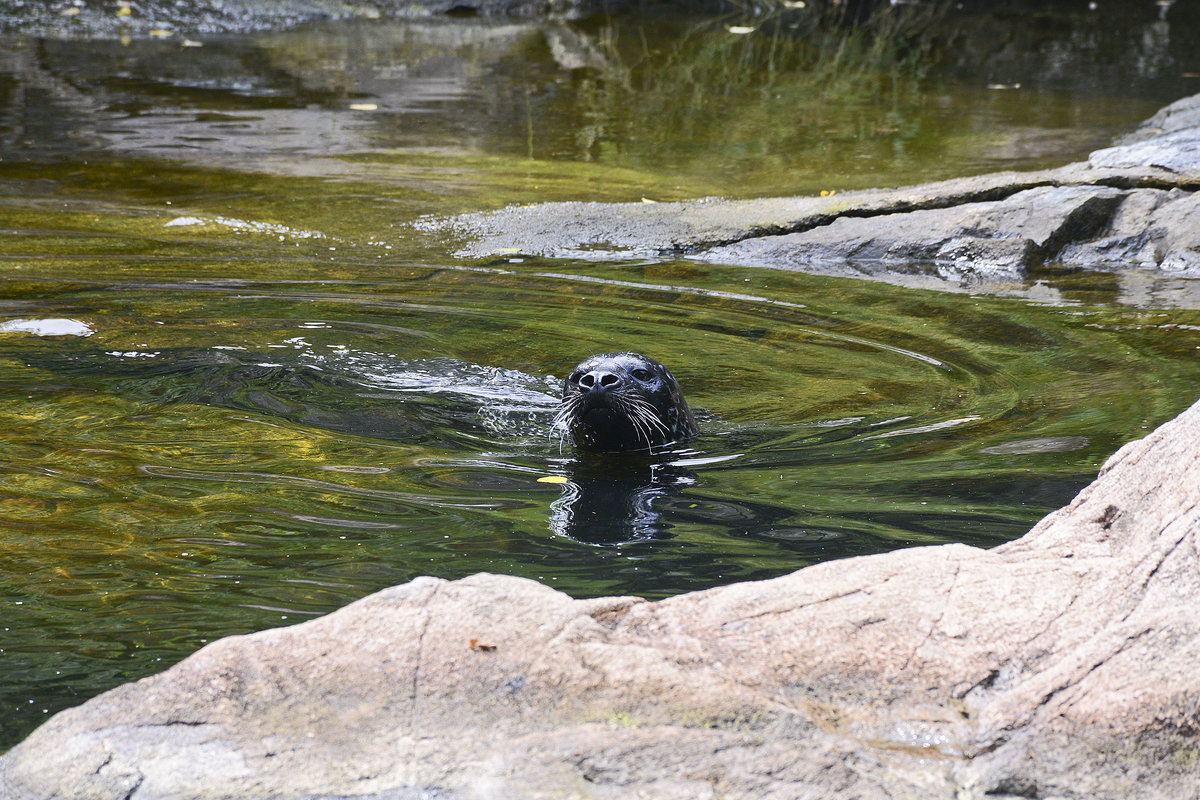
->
537 475 569 484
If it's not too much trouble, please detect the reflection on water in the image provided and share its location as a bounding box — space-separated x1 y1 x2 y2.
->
548 453 699 544
2 3 1200 752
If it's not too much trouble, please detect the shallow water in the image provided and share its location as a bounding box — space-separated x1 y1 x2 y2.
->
3 6 1200 748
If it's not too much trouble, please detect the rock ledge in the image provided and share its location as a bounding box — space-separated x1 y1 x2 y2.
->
437 92 1200 290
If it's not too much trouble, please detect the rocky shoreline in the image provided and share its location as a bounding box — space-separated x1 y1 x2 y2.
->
440 93 1200 293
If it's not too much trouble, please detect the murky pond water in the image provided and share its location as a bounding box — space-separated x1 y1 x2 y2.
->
3 5 1200 748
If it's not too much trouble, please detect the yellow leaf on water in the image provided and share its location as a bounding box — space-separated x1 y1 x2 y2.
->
537 476 569 484
149 29 172 37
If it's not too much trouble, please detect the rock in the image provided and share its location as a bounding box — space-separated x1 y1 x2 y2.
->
1089 93 1200 177
4 397 1200 799
438 93 1200 286
441 167 1095 260
0 0 633 36
700 185 1125 275
1059 189 1200 273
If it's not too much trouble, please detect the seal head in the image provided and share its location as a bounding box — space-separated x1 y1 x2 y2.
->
554 352 698 452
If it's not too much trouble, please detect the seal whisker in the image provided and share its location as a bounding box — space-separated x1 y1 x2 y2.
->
621 393 670 439
550 394 585 453
609 393 647 444
614 391 672 452
551 395 582 433
624 402 653 448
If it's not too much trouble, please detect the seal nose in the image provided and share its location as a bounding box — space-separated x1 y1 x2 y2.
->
579 369 622 394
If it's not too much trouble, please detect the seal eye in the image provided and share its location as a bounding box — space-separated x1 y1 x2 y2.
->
631 368 653 382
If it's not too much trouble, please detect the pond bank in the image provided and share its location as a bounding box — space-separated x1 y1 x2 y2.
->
439 92 1200 295
2 399 1199 800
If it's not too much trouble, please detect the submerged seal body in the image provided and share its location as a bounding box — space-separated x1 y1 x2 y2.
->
554 352 698 452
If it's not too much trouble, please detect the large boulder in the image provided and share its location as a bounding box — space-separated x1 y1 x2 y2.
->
3 397 1200 799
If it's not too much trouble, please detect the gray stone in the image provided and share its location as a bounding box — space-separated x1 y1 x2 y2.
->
440 168 1094 261
435 92 1200 286
1060 188 1200 273
3 396 1200 800
1089 93 1200 177
700 185 1125 274
0 0 619 37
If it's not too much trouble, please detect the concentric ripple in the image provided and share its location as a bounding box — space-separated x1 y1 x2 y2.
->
2 259 1199 748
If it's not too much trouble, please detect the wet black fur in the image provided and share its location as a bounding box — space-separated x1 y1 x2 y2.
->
554 352 698 452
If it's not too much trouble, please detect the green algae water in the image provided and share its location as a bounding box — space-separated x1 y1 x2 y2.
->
3 6 1200 748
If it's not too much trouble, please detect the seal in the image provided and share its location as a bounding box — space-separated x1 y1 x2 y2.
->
553 352 698 452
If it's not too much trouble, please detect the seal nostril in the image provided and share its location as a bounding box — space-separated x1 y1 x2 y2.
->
580 370 621 392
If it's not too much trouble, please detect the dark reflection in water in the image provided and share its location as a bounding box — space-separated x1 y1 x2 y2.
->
548 453 698 544
4 3 1198 199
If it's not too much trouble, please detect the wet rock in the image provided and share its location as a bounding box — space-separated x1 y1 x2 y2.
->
0 0 634 36
3 397 1200 799
1089 94 1200 176
442 168 1087 261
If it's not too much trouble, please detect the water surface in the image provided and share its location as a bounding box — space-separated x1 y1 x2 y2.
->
3 5 1200 749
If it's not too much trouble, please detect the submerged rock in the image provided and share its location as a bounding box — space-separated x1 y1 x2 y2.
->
3 396 1199 798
